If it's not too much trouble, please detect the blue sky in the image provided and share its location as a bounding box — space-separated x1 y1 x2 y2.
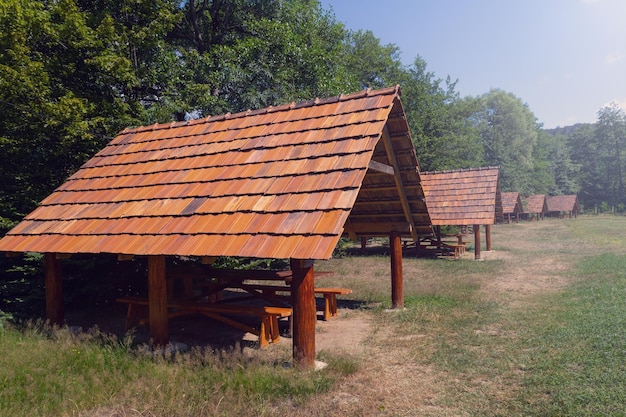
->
319 0 626 128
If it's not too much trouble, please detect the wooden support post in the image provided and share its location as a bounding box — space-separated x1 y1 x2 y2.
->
485 224 492 251
290 258 316 369
435 225 442 245
360 237 367 255
44 253 63 325
473 224 481 260
390 231 404 308
148 255 168 345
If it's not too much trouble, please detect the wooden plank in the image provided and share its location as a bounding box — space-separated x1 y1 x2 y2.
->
44 253 63 325
381 127 419 242
359 184 423 192
344 222 411 234
368 160 394 175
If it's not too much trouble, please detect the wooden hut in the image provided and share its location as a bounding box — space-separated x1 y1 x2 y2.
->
546 195 580 218
420 167 503 260
524 194 548 220
501 191 523 223
0 86 434 368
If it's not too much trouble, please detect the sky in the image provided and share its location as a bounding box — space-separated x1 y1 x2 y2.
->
319 0 626 128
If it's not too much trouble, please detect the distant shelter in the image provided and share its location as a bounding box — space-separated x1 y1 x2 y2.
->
546 195 580 218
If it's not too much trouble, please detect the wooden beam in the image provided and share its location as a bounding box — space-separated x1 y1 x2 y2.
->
344 222 411 234
390 231 403 308
485 224 492 251
117 254 135 261
44 253 64 325
348 212 406 218
381 127 418 242
290 258 316 369
148 255 168 345
368 160 394 175
473 224 481 260
359 184 422 192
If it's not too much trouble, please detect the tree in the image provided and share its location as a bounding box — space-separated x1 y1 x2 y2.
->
596 102 626 207
401 57 483 171
566 124 604 209
341 29 403 90
473 89 539 194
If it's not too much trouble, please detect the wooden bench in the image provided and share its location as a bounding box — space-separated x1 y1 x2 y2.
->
116 296 291 348
236 285 352 320
440 242 466 258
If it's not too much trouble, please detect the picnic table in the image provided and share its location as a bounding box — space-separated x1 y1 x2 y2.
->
117 267 350 347
177 268 348 321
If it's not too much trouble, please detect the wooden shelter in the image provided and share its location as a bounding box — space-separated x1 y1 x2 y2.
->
546 195 579 218
524 194 548 221
501 191 523 223
420 167 502 260
0 86 434 368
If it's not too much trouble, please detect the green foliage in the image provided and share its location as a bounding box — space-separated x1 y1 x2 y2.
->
402 57 483 171
473 89 539 194
565 103 626 210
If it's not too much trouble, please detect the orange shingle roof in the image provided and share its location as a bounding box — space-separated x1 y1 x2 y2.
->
524 194 547 214
420 167 502 225
0 86 432 259
501 192 523 215
546 195 579 213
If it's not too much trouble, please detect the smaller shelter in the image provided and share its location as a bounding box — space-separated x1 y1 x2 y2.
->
524 194 547 221
546 195 579 218
501 192 523 223
420 167 502 259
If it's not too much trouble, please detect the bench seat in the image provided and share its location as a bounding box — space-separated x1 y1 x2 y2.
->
237 285 352 320
116 296 291 348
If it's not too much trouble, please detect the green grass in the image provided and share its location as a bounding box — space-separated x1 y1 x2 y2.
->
0 322 344 416
377 218 626 416
513 253 626 416
5 216 626 416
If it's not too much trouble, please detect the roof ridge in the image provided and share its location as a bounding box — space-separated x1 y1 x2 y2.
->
118 86 401 135
421 165 500 175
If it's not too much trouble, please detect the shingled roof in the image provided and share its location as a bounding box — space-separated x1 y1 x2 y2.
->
0 86 432 260
420 167 503 225
546 195 579 214
501 192 523 216
524 194 547 214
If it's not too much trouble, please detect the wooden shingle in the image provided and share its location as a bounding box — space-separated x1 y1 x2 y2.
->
524 194 548 215
546 195 579 217
420 167 503 225
0 86 432 260
501 191 523 222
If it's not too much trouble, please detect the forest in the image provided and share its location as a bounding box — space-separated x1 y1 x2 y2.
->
2 0 626 237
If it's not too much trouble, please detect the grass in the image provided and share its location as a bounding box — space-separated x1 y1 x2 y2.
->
512 253 626 416
0 322 346 416
3 215 626 416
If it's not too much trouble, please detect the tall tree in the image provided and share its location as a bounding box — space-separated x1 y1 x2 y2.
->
473 89 538 194
401 57 483 171
596 102 626 207
566 124 604 209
